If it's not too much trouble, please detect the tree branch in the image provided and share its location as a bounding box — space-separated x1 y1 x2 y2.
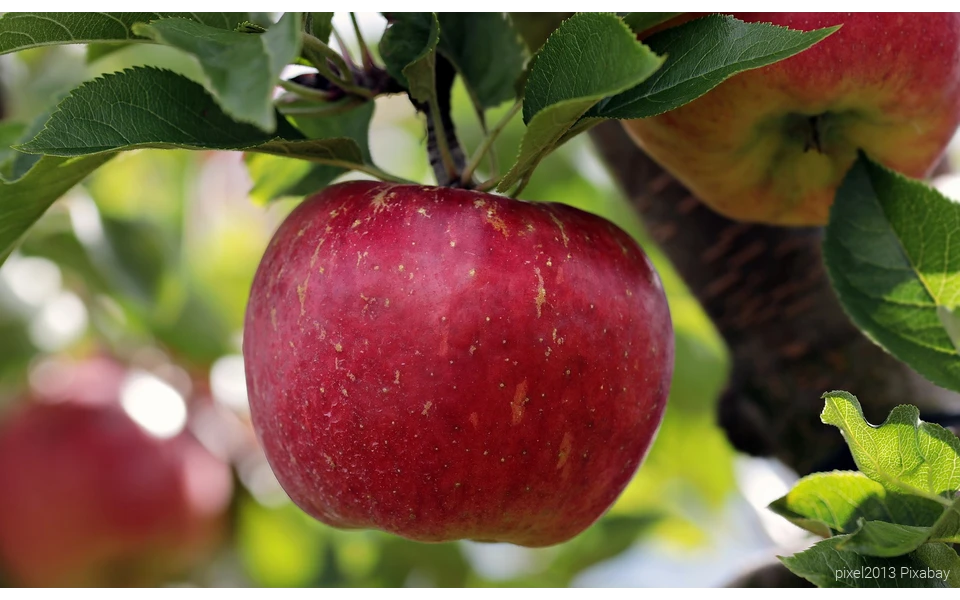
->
589 121 960 475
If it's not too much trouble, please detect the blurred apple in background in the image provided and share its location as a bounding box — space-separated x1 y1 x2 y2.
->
0 356 234 587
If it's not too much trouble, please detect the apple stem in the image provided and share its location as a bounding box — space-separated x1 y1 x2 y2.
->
803 114 824 153
461 100 522 187
418 56 468 187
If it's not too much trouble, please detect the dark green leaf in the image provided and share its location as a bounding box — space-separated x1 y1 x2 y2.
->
308 13 334 43
839 497 960 557
589 14 839 120
507 13 570 54
841 520 944 558
823 154 960 392
0 12 248 55
16 67 364 168
521 13 662 123
245 101 375 202
621 12 682 35
821 391 960 502
379 13 440 103
498 13 663 192
436 13 525 109
132 12 302 131
930 495 960 542
769 471 945 538
0 154 114 266
781 538 960 587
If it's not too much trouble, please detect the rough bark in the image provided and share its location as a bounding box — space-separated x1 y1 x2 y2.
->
589 121 960 475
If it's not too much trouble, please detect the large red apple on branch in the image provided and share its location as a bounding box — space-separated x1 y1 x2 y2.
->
0 358 233 587
243 181 674 547
624 12 960 225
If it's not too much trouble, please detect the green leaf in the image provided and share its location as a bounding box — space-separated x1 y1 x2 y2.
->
0 154 114 266
841 521 945 558
842 496 960 556
308 13 334 43
506 13 570 54
589 14 839 120
930 495 960 541
769 471 945 538
16 67 364 168
0 12 248 55
436 13 526 109
821 391 960 502
245 154 317 204
520 13 662 123
823 155 960 392
132 12 302 131
379 13 440 104
498 13 663 192
781 538 960 587
245 101 375 202
621 12 682 35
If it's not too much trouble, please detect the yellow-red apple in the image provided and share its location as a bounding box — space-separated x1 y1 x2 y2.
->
623 13 960 225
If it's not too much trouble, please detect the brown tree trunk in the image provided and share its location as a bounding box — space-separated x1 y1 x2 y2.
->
589 121 959 475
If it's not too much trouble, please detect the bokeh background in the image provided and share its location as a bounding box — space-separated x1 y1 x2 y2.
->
1 13 959 587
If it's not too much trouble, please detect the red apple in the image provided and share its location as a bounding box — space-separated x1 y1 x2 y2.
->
243 181 674 547
623 12 960 226
0 358 233 587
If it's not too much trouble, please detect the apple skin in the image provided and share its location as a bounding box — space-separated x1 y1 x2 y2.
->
243 181 674 547
623 13 960 226
0 358 233 587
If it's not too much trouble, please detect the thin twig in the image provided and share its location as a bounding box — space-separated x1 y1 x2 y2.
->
349 13 375 71
510 171 533 198
320 160 415 184
276 96 367 117
332 27 357 79
461 101 521 186
277 78 339 101
301 34 370 96
474 176 501 193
